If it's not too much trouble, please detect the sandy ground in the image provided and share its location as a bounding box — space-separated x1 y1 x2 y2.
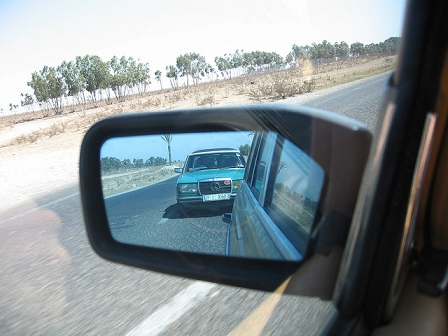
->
0 130 83 211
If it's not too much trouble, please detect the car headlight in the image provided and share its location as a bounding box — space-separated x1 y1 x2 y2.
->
232 180 241 191
177 183 198 194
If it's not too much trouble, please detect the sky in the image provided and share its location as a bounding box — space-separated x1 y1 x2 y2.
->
0 0 407 113
101 132 253 162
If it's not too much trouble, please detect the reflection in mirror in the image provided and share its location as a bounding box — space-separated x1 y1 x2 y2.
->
227 132 325 261
101 131 251 255
100 131 325 261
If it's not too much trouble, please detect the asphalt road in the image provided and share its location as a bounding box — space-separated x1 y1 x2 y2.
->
0 71 391 335
105 176 228 255
282 71 392 132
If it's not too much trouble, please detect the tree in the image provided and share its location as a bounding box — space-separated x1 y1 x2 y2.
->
214 50 273 78
176 52 212 86
9 103 18 113
334 41 349 58
76 55 110 105
20 93 34 111
382 37 400 54
364 43 379 55
175 54 190 86
292 44 308 60
350 42 365 56
215 54 233 79
201 63 215 83
106 56 151 100
27 65 65 114
309 40 335 61
108 56 130 102
231 49 244 76
132 60 151 97
155 70 162 90
101 157 122 173
153 157 167 166
285 52 295 67
58 60 85 106
287 44 309 67
145 157 155 166
161 134 173 164
146 156 167 166
239 144 251 156
237 50 284 74
121 158 133 169
133 158 144 168
166 65 179 90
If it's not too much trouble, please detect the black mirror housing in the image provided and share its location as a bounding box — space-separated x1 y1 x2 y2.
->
80 104 371 293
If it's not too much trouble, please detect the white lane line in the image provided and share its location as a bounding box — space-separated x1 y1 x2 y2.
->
0 192 79 225
126 281 216 336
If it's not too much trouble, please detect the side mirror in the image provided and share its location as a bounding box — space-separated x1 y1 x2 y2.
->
80 105 371 293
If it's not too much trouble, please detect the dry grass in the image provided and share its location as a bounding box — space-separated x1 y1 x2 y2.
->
101 164 179 197
195 88 217 106
0 54 397 148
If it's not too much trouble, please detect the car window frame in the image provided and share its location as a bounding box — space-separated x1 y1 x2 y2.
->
249 132 277 204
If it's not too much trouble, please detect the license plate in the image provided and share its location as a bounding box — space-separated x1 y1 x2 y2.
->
203 193 231 202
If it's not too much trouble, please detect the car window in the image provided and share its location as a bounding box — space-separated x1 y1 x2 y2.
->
269 139 324 233
264 138 325 254
184 152 245 172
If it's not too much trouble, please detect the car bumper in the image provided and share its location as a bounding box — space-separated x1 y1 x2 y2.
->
177 194 237 209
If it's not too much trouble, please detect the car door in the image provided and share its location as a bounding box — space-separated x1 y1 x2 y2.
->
228 131 325 261
79 1 448 335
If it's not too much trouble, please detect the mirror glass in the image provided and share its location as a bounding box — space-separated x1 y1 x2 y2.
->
100 131 325 260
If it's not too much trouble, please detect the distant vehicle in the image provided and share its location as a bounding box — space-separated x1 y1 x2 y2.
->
174 148 246 210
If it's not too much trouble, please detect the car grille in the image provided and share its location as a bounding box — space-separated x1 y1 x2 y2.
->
199 180 232 195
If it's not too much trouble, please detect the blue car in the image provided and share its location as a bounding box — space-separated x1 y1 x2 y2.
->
174 148 246 210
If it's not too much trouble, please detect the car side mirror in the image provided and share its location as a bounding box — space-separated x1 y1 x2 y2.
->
80 104 371 294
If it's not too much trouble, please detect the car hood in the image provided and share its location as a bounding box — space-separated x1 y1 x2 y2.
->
177 168 244 183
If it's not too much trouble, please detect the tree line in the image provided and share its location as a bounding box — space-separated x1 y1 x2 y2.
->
26 55 151 114
101 156 167 174
286 37 400 64
23 37 400 115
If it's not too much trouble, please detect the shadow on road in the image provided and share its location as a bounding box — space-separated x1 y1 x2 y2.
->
11 184 185 334
163 203 232 219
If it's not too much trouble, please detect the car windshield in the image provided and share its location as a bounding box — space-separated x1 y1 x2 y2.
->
184 152 245 172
